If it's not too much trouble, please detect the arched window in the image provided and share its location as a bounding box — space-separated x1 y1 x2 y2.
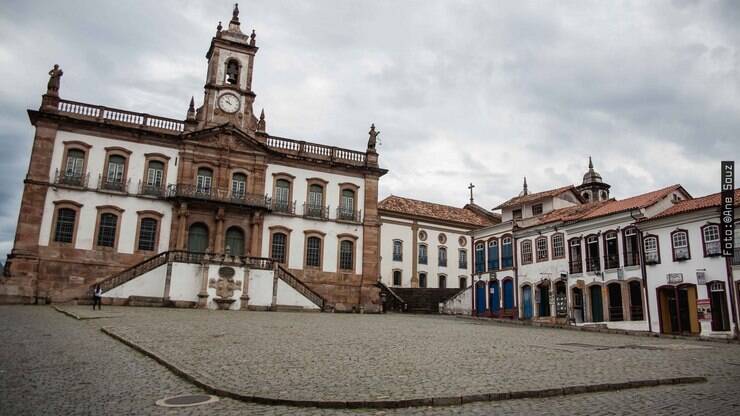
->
306 236 322 268
623 228 639 266
438 275 447 289
418 244 428 264
569 238 583 273
53 208 77 243
535 237 548 262
458 248 467 269
196 168 213 194
225 59 240 85
487 239 499 270
671 230 690 261
438 247 447 267
521 240 533 264
340 189 355 214
418 272 427 288
551 233 565 259
97 213 118 248
585 235 600 271
274 179 291 212
702 224 721 256
475 242 485 272
225 226 245 256
306 184 325 218
459 276 467 288
65 149 85 178
501 236 513 268
644 235 660 264
188 223 209 253
137 218 158 252
106 155 126 184
339 240 354 271
392 270 402 286
231 173 247 199
392 240 403 261
146 160 165 189
270 232 287 264
603 231 619 269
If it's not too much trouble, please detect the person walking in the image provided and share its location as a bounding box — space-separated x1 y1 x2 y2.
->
92 285 103 310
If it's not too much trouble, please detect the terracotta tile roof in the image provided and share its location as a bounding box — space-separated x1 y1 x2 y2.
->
646 188 740 221
494 185 581 210
379 195 497 227
577 184 685 221
516 200 610 230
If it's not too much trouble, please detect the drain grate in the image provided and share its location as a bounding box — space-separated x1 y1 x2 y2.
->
156 394 219 408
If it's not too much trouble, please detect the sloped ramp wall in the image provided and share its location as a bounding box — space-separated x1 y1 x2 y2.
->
440 286 473 315
247 269 319 310
103 264 167 299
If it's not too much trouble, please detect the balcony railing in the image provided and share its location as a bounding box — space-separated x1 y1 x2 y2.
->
265 136 367 167
704 241 721 256
167 184 270 209
57 99 185 133
459 259 468 269
645 252 660 264
303 203 329 220
53 169 89 188
603 254 620 270
585 256 600 272
336 207 362 223
393 253 402 261
419 255 428 265
673 247 690 261
271 200 296 215
569 259 583 274
624 250 640 267
97 175 130 193
138 181 165 198
439 258 447 267
732 248 740 266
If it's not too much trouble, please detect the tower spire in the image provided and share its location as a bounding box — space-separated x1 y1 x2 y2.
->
228 3 241 32
588 155 593 170
522 176 528 196
257 108 266 132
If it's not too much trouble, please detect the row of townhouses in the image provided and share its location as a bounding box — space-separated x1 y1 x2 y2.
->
1 6 738 339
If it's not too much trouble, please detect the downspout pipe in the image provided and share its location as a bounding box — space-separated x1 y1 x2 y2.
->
725 256 738 337
631 209 652 333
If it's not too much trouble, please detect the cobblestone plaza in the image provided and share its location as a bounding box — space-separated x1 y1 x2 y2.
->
2 305 740 415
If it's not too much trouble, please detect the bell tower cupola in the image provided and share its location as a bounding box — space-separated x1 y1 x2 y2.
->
197 3 259 131
576 156 611 202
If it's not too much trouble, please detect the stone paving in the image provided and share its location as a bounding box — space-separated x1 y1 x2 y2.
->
1 305 740 415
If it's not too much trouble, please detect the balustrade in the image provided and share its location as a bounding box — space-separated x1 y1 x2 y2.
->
167 184 270 208
53 169 89 188
303 203 329 220
336 207 362 222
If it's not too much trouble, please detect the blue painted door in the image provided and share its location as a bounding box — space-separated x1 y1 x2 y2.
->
490 282 500 313
503 280 514 310
476 283 486 315
522 286 533 319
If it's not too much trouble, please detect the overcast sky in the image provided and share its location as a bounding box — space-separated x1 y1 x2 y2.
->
0 0 738 259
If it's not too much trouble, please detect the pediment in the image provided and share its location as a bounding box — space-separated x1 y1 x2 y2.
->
183 123 269 155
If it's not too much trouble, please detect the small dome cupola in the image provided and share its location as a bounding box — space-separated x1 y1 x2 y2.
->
576 156 611 202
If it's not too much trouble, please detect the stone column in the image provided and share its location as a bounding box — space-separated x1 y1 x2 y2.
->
197 254 210 308
215 207 225 254
176 203 188 250
411 221 419 288
240 263 251 311
270 262 279 310
250 212 262 256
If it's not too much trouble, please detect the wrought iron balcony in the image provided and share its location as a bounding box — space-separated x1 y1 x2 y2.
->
53 169 89 188
336 207 362 222
673 247 690 261
603 254 620 270
138 181 165 198
98 175 129 193
303 203 329 220
624 250 640 267
167 184 270 209
569 259 583 274
585 256 601 272
704 241 721 256
645 252 660 264
271 200 296 215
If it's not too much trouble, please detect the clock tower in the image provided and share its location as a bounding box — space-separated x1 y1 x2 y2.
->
196 4 259 131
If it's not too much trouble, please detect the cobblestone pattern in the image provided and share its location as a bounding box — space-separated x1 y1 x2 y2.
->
2 306 740 415
63 306 740 403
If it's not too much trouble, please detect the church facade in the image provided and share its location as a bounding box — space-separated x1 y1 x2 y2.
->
1 6 386 312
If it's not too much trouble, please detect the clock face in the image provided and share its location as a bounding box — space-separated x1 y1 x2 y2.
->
218 93 240 113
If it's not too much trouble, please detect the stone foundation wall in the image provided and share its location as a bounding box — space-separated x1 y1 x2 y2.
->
291 268 381 312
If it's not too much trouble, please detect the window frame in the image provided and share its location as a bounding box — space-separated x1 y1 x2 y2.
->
535 236 549 262
142 153 170 195
438 274 447 289
338 182 360 212
532 203 543 216
438 246 447 267
60 141 91 181
269 226 292 265
458 248 467 269
585 234 600 272
643 234 661 265
392 239 403 262
392 269 402 286
501 235 514 269
568 237 583 274
337 233 358 273
418 243 428 265
102 147 132 189
306 178 328 208
622 227 639 267
551 232 565 259
224 58 242 85
134 210 163 254
195 165 215 194
603 230 620 269
512 209 523 220
475 242 486 272
521 239 533 265
670 229 691 261
230 171 248 199
701 223 721 257
94 205 124 251
49 200 83 247
487 238 499 270
303 230 326 269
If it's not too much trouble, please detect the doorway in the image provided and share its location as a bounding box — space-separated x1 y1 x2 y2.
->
503 279 514 311
538 281 550 317
708 281 730 332
475 281 486 315
188 223 209 253
629 281 643 321
522 285 533 319
555 280 567 317
489 280 500 314
589 285 603 322
657 285 699 335
572 287 584 323
607 282 623 321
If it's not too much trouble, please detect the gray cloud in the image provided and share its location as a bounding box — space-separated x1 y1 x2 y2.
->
0 0 738 260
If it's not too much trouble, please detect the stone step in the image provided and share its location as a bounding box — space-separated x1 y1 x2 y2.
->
127 296 165 307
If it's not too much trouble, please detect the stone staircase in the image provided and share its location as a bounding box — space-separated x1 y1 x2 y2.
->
390 288 461 314
274 265 330 311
